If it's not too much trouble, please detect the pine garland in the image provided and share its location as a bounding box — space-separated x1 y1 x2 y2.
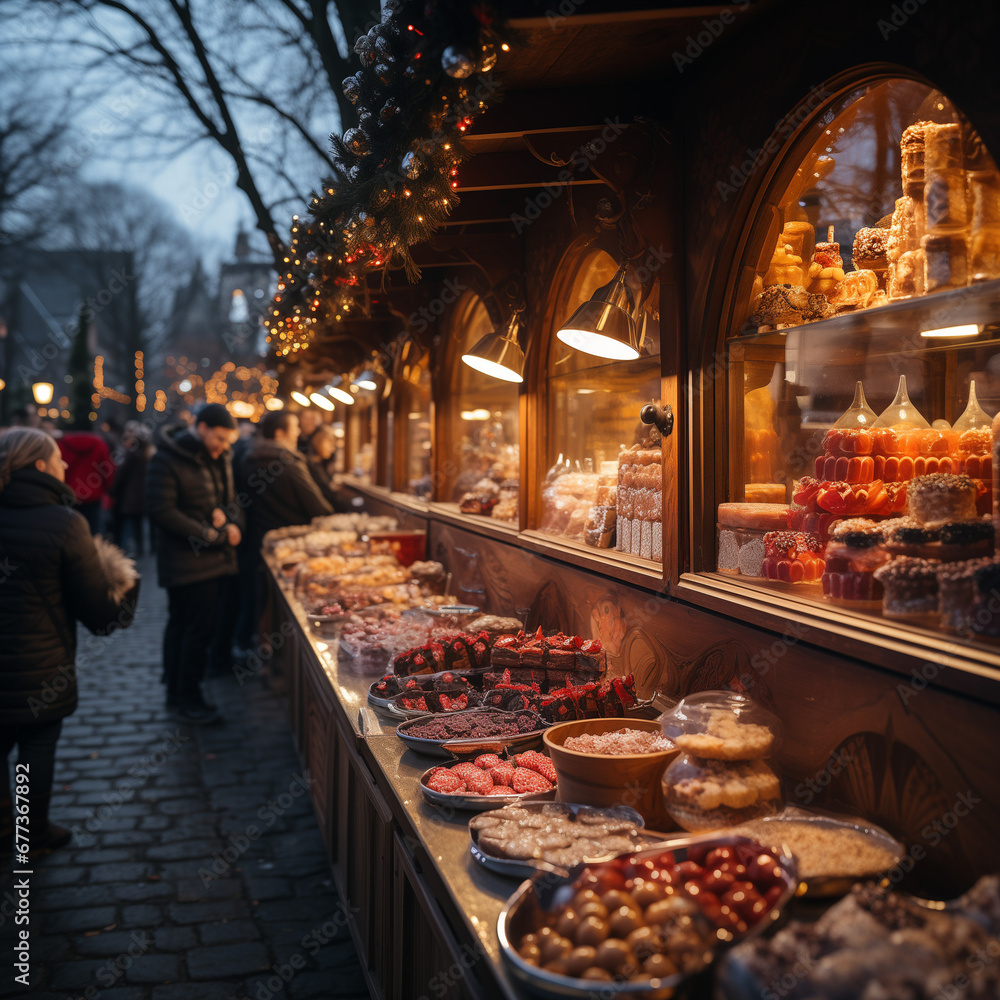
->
266 0 514 363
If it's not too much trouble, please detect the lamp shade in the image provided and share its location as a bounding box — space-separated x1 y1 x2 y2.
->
461 314 524 382
309 392 335 411
32 382 54 405
556 264 638 361
290 390 311 407
354 370 378 390
327 384 354 405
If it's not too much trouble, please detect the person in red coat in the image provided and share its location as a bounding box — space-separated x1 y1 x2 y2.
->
58 423 115 533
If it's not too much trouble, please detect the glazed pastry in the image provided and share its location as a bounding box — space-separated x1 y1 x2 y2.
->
716 503 790 531
924 170 969 234
851 228 890 285
760 530 825 583
888 248 926 300
751 284 834 329
882 520 941 560
665 756 782 832
958 427 992 480
924 122 963 173
969 170 1000 281
584 504 616 549
937 519 994 561
822 520 890 604
777 220 814 262
938 557 997 631
873 556 941 618
829 268 880 312
459 492 499 515
673 710 775 761
907 473 978 526
764 242 805 287
491 493 519 522
816 424 875 483
743 483 786 504
806 238 845 296
900 120 931 197
887 195 925 262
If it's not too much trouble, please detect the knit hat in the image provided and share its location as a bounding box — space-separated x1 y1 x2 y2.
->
195 403 237 430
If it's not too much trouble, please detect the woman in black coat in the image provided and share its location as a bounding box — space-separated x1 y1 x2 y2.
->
0 428 139 857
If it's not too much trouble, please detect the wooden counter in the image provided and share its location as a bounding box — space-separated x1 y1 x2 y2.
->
265 563 522 1000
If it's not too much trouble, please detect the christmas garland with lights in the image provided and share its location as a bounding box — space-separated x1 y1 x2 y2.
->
267 0 513 362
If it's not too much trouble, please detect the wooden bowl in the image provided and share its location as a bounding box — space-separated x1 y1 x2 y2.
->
543 718 678 829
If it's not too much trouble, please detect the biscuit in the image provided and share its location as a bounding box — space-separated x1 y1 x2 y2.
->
669 758 780 811
673 709 774 760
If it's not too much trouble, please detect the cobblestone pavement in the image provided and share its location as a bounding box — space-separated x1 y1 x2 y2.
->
1 556 368 1000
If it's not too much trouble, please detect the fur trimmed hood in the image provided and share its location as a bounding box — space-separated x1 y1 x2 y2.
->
92 534 140 604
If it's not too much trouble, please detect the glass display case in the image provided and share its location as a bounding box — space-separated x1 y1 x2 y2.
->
442 291 520 521
719 77 1000 640
395 340 433 498
540 248 663 563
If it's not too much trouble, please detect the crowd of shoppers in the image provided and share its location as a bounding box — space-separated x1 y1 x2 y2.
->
1 400 348 854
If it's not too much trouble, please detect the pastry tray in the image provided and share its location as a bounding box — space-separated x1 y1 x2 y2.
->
498 833 798 1000
418 765 556 812
379 687 484 721
730 807 904 897
366 667 490 711
306 604 391 625
394 708 548 759
468 802 651 878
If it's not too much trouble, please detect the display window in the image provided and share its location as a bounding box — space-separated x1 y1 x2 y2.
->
395 340 433 498
540 247 663 563
442 291 520 521
347 391 376 483
719 77 1000 641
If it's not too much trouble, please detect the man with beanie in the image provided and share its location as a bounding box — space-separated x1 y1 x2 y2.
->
145 404 242 724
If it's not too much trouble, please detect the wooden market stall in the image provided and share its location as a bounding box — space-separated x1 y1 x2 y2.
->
266 1 1000 996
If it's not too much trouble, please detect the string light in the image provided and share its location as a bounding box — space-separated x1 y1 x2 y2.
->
264 6 511 363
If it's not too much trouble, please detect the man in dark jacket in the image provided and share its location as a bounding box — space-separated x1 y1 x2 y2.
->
232 411 333 650
145 404 242 724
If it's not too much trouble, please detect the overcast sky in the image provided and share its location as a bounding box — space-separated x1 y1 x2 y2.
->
16 0 347 275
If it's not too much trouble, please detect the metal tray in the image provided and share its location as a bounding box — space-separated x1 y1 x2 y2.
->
469 802 650 878
729 808 904 897
366 667 490 711
498 833 798 1000
422 604 480 618
418 765 556 812
395 708 548 759
380 687 484 720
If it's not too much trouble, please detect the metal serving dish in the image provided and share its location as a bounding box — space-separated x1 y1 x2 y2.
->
729 808 904 898
419 765 556 813
497 833 798 1000
381 687 484 720
366 667 489 711
469 802 650 879
395 708 548 759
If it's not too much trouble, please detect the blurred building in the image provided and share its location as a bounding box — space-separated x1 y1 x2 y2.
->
0 247 137 424
168 227 273 371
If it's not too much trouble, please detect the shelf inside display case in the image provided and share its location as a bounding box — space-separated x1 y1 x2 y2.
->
730 277 1000 351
